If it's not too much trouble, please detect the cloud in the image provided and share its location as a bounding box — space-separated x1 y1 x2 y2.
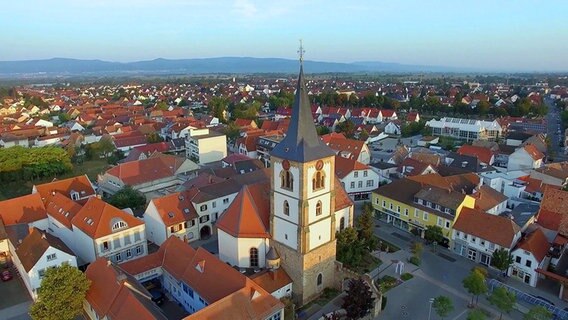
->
233 0 259 18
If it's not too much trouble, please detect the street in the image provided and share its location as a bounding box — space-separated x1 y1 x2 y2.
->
545 97 567 161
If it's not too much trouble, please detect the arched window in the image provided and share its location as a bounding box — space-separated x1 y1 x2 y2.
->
317 273 323 286
111 219 128 232
316 201 322 216
312 170 325 191
281 170 293 190
340 217 345 230
283 201 290 216
250 248 259 268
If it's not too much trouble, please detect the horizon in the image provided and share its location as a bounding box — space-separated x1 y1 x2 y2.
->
1 1 568 71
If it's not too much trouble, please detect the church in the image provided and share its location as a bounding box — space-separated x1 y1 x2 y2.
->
216 61 355 305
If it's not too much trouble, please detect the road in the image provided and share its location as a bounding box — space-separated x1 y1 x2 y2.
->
545 97 567 161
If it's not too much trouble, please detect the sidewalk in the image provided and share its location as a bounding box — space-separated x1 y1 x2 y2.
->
3 301 32 320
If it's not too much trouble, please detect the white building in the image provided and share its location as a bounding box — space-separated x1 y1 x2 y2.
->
185 128 227 164
335 156 380 201
70 197 147 266
507 144 544 171
510 228 551 287
451 208 521 267
11 228 77 300
426 117 502 142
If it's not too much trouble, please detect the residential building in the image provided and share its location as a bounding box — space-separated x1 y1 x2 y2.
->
426 117 502 142
335 156 380 201
456 145 495 166
471 185 508 215
510 228 551 287
530 162 568 187
321 133 371 164
0 193 48 231
256 134 285 167
451 208 521 266
507 144 545 171
185 128 227 164
33 174 96 204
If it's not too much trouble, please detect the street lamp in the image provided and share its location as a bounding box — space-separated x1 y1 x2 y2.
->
427 298 434 320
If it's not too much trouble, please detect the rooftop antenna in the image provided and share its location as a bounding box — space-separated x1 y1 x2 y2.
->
297 39 305 66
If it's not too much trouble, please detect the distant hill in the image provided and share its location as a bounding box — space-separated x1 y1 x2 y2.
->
0 57 468 75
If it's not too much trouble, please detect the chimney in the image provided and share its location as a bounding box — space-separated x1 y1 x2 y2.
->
41 233 46 240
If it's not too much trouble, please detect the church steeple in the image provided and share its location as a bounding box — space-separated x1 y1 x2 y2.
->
271 43 334 162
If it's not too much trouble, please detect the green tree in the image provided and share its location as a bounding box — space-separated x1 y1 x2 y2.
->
335 120 356 138
336 227 366 267
411 242 424 258
342 278 375 320
488 287 516 320
491 248 513 275
358 202 376 250
224 122 241 142
523 306 552 320
30 263 91 320
209 96 230 122
424 225 444 244
462 269 488 306
155 101 169 110
316 126 330 135
477 100 490 115
432 296 454 319
108 186 147 210
467 309 487 320
58 112 71 123
146 132 164 143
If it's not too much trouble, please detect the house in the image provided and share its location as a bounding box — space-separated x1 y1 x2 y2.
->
84 258 168 320
120 236 284 319
426 117 502 142
457 145 495 166
234 118 258 130
530 162 568 187
185 128 228 164
10 228 77 300
535 188 568 236
471 185 508 215
112 132 148 156
510 227 551 287
97 154 198 198
119 142 170 163
451 208 521 267
33 174 96 204
70 197 147 265
507 144 545 171
384 121 401 135
0 133 29 148
0 193 48 230
335 156 380 201
322 133 371 164
407 112 420 122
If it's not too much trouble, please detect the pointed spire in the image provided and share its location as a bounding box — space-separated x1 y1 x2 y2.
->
271 44 334 162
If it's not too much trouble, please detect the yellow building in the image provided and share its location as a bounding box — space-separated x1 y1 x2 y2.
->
372 177 476 244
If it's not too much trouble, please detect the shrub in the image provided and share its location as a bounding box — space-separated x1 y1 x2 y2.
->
409 256 421 266
401 273 414 281
381 296 387 310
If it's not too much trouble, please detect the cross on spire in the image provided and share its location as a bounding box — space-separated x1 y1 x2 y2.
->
297 39 305 65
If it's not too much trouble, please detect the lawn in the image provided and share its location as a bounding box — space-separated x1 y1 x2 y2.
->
0 159 110 200
296 287 341 316
377 238 401 253
351 253 382 274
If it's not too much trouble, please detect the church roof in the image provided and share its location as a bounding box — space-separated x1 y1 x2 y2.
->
215 183 270 239
270 65 335 162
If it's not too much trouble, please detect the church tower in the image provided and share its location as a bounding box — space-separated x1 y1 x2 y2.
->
269 45 338 305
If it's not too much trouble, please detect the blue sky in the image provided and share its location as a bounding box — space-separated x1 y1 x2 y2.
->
2 0 568 71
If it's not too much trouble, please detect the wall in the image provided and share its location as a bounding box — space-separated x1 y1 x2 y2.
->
217 230 239 266
236 237 268 268
27 247 77 299
196 135 227 164
143 201 167 245
71 227 97 265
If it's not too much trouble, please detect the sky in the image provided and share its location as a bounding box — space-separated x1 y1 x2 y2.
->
1 0 568 71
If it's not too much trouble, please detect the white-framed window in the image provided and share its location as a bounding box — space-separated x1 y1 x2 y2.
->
136 246 143 255
46 253 57 261
414 209 419 218
223 198 229 204
397 206 400 213
358 181 363 188
115 253 122 263
437 217 443 226
354 171 358 178
212 201 216 208
200 204 207 211
488 243 495 250
363 170 368 177
366 180 373 187
382 200 386 208
404 208 408 216
126 249 132 259
456 231 461 238
350 182 355 188
423 212 428 221
445 220 451 229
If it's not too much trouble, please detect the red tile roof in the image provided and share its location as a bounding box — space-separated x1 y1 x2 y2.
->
537 187 568 236
457 145 494 165
250 269 292 295
334 176 354 210
453 208 520 248
33 174 95 203
45 192 83 229
523 144 545 161
0 193 46 226
149 190 198 227
216 184 270 238
472 185 508 212
516 228 550 262
72 197 143 239
105 154 188 185
334 156 369 179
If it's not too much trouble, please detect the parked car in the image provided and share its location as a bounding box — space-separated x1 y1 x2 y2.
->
1 270 13 281
535 295 555 306
149 288 165 305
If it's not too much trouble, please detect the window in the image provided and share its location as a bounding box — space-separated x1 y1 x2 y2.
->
423 212 428 221
354 171 358 178
358 181 363 188
111 220 128 232
136 246 143 255
38 269 45 279
404 208 408 216
284 201 290 216
456 231 461 238
317 273 323 286
134 231 141 242
223 198 229 204
515 256 521 263
113 237 121 248
103 241 109 251
200 204 207 212
525 260 532 268
340 217 345 230
212 201 216 208
363 170 368 177
316 201 323 216
250 248 259 267
488 243 495 250
281 170 293 190
124 234 131 245
46 253 56 261
471 237 476 243
397 206 400 213
285 234 288 240
115 253 122 263
366 180 373 187
126 249 132 259
414 209 420 218
445 221 451 229
199 215 210 223
437 217 443 227
189 219 196 227
350 182 355 188
382 200 386 208
70 192 79 201
312 170 325 191
389 203 393 210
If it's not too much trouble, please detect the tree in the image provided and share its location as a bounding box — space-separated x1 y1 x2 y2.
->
477 100 490 115
411 242 423 258
491 248 513 275
335 120 356 138
358 202 377 250
424 225 444 244
523 306 552 320
30 263 91 320
108 186 147 211
462 269 488 306
432 296 454 319
467 309 486 320
488 287 516 320
146 132 164 143
58 112 71 123
155 101 169 111
316 125 330 135
336 227 366 267
342 278 375 320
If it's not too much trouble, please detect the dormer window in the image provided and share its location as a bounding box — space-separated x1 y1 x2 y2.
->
280 170 293 191
111 219 128 232
312 170 325 191
70 191 80 201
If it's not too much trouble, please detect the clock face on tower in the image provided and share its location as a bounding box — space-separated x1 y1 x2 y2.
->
282 160 290 170
315 160 323 170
